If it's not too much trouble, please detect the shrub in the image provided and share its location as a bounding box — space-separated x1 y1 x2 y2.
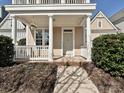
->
0 35 14 67
18 38 26 45
92 33 124 77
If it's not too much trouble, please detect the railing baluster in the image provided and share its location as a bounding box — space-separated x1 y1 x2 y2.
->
15 46 49 61
13 0 86 4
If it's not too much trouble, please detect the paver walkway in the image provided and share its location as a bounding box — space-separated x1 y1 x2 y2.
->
53 66 100 93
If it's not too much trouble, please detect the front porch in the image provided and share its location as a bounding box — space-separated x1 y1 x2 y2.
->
5 0 96 62
12 15 91 62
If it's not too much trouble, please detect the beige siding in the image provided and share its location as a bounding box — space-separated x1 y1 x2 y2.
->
53 27 62 56
27 26 84 56
91 33 101 41
91 30 117 40
91 12 118 41
75 27 83 56
91 12 115 30
91 18 115 30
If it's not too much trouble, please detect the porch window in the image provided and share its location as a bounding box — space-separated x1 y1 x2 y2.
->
44 29 49 45
36 29 49 46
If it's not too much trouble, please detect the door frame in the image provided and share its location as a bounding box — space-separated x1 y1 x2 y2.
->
61 27 75 57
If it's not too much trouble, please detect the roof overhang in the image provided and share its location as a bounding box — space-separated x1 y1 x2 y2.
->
110 9 124 23
5 4 96 16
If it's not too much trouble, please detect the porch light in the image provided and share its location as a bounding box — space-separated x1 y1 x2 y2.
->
30 24 37 31
30 16 37 31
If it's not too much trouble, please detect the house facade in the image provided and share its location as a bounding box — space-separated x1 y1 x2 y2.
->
91 11 119 41
5 0 96 62
0 14 26 41
110 9 124 33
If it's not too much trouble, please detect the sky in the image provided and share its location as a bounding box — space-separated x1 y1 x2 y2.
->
0 0 124 17
92 0 124 17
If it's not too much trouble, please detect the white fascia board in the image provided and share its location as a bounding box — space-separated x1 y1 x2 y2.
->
10 13 92 16
5 4 96 12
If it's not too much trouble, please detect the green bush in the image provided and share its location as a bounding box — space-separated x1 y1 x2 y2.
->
0 35 14 67
92 33 124 77
18 38 26 45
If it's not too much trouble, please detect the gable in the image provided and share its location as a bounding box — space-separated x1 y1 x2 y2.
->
0 15 25 30
97 13 103 17
91 11 118 31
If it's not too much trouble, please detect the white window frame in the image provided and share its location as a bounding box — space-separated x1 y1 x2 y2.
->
34 28 49 46
97 20 102 29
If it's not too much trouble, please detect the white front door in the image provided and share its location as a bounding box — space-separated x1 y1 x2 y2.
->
63 29 73 57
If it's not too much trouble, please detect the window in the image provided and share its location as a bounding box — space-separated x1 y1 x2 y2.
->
35 29 49 46
36 29 43 45
97 20 102 28
44 29 49 45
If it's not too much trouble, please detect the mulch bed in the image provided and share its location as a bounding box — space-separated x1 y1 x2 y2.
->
83 63 124 93
0 61 124 93
0 63 57 93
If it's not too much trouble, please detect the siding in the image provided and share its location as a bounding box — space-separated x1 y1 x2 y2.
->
53 27 62 56
27 26 84 56
91 12 115 30
0 30 26 41
75 27 83 56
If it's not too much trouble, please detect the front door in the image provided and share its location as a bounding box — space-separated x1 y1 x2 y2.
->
63 29 73 57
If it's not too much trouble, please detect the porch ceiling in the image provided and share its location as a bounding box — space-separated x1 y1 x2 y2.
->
17 15 85 27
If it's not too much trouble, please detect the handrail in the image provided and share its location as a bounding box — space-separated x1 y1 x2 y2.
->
15 45 49 61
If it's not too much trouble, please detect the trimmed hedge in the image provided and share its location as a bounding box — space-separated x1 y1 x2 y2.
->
92 33 124 77
0 35 14 67
18 38 26 46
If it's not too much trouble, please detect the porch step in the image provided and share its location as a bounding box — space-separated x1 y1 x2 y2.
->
53 66 99 93
54 56 86 63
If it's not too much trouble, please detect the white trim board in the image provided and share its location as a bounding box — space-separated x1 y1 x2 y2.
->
0 14 9 28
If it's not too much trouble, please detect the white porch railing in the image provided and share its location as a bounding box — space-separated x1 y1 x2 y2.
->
15 46 49 61
13 0 87 4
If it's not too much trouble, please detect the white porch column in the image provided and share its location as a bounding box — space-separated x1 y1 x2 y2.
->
86 15 91 61
11 16 17 45
83 24 86 47
12 0 15 4
26 0 29 4
26 24 29 45
48 15 53 61
36 0 40 4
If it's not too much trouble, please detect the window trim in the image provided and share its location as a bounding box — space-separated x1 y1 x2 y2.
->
34 28 49 46
97 20 102 29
